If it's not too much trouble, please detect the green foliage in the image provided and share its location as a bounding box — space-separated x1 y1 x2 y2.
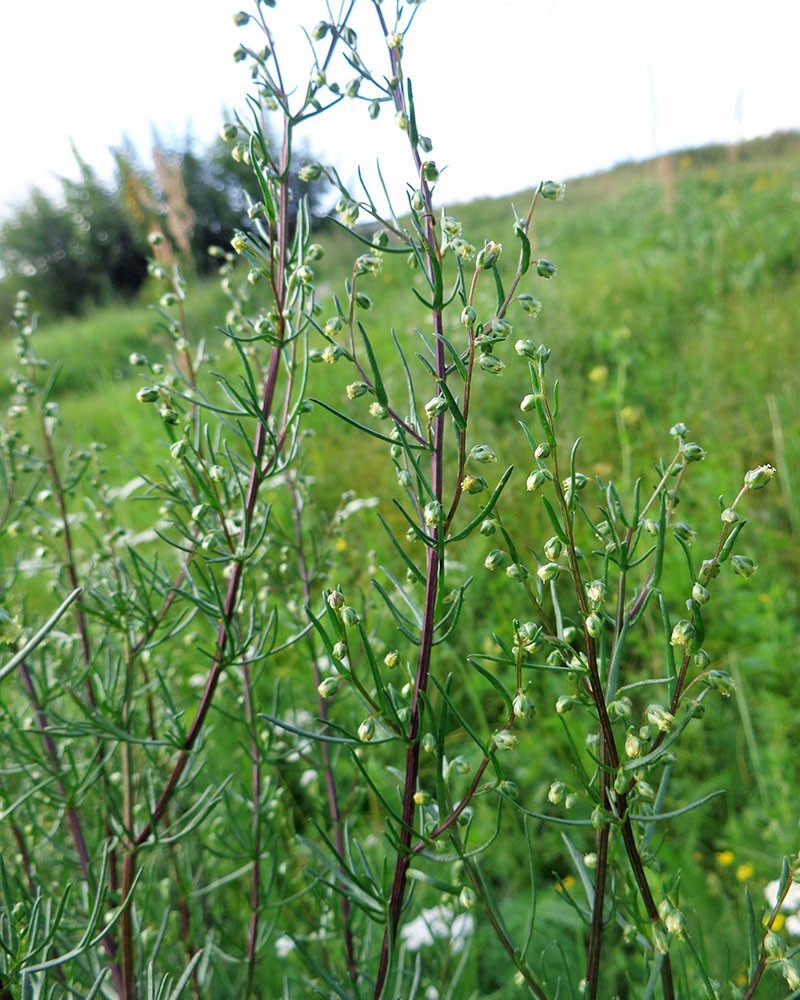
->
0 5 798 1000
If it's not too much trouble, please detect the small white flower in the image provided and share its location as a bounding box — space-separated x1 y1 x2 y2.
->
765 878 800 914
275 934 295 958
400 905 475 953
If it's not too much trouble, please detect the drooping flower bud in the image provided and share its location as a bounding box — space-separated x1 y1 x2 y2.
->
731 554 757 578
535 258 557 279
358 718 375 742
670 619 696 646
491 731 518 752
744 464 776 490
540 180 566 201
484 549 506 571
682 442 706 462
478 353 505 375
645 704 674 732
317 676 339 700
526 470 548 492
476 241 502 270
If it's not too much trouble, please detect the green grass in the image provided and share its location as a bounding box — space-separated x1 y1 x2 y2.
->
3 132 800 995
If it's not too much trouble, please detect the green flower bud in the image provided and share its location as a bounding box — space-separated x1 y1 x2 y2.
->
299 163 323 182
697 559 718 585
548 780 566 804
513 691 535 720
591 805 607 830
625 729 642 758
346 381 370 399
642 518 659 536
608 696 632 720
354 291 372 310
535 258 557 279
461 305 477 327
645 704 674 732
423 501 442 527
540 180 566 201
731 554 757 578
484 549 507 571
534 442 551 460
208 464 225 482
682 441 706 462
355 252 382 276
706 670 735 697
490 318 512 339
169 439 187 460
425 396 447 420
585 613 603 638
491 731 518 752
721 507 739 523
744 464 776 489
327 591 345 611
422 160 439 183
159 405 179 424
137 386 160 403
526 469 548 492
469 444 496 464
673 521 696 545
341 606 360 627
670 619 696 646
544 536 562 561
358 718 375 742
479 518 497 536
693 648 711 670
413 789 431 806
555 695 574 714
691 582 711 605
332 641 347 661
586 579 606 607
515 338 538 358
517 294 543 316
418 134 433 152
520 393 539 412
421 732 436 753
478 353 505 375
764 930 786 959
461 475 487 495
317 676 339 699
476 241 503 270
311 20 329 40
537 561 561 582
782 960 800 993
397 469 412 489
384 650 399 669
324 316 343 336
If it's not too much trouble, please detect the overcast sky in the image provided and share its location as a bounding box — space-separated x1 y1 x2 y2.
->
1 0 799 217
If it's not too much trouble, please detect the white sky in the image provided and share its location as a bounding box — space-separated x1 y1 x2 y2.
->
1 0 799 217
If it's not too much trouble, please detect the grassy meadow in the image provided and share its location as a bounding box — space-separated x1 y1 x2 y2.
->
2 131 799 996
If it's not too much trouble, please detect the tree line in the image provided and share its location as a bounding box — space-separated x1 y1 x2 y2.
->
0 128 322 321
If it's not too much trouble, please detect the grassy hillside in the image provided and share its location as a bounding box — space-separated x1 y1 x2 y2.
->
2 131 799 995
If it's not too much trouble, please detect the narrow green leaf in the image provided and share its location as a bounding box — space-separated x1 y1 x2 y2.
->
720 518 747 562
447 466 514 542
358 321 388 406
310 397 404 446
436 376 467 431
492 266 506 312
745 886 759 977
377 512 426 584
541 496 568 544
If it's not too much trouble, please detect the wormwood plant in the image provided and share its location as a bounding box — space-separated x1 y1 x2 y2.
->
0 2 794 998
